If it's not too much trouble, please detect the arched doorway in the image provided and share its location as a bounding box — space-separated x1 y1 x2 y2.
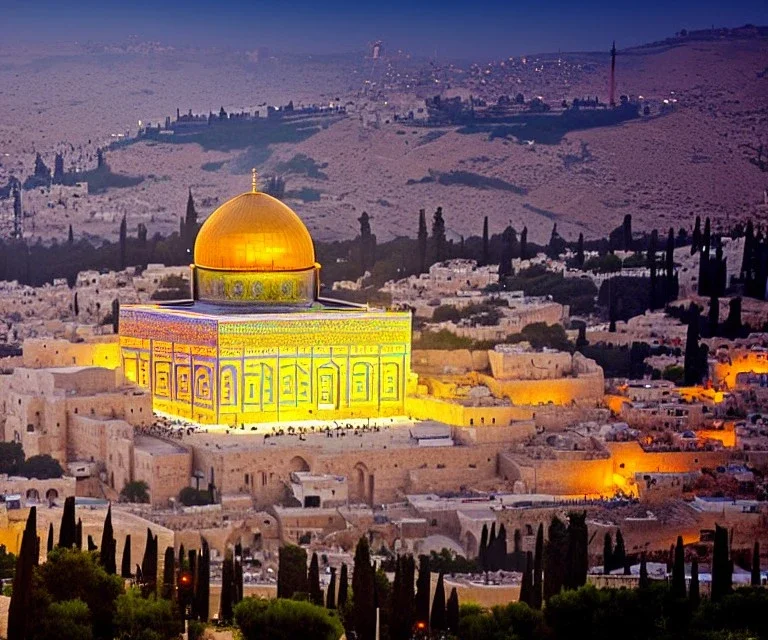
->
352 462 372 505
289 456 310 473
26 488 40 503
45 488 59 505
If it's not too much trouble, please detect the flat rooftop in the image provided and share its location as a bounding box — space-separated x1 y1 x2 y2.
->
134 435 187 455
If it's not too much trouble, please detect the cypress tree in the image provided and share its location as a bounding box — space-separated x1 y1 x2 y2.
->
119 214 127 269
277 544 308 599
519 551 533 606
430 571 447 631
220 550 234 623
8 507 37 640
544 516 568 601
338 563 349 610
188 549 198 621
308 551 323 606
691 215 701 255
196 541 211 622
121 535 132 578
684 306 704 386
639 552 649 589
87 534 97 551
751 541 761 586
46 522 54 554
623 214 632 251
233 543 243 604
565 512 588 590
141 528 158 595
352 537 376 640
481 216 489 266
58 495 77 548
603 532 613 574
495 524 507 571
417 209 428 273
648 229 659 309
708 295 719 336
532 523 543 609
415 555 431 627
520 226 528 261
576 233 585 267
672 535 686 599
513 528 523 571
613 529 626 575
184 188 198 256
358 211 375 274
75 518 82 550
327 567 337 609
178 543 186 572
488 522 497 569
446 587 459 633
431 206 446 263
100 504 116 574
742 219 754 282
68 224 74 244
666 227 675 282
390 555 415 640
162 546 175 600
711 523 731 602
689 557 700 607
478 523 488 570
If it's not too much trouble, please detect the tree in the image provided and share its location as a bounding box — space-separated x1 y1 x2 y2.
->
76 519 83 550
417 209 428 273
277 545 308 599
338 563 349 610
158 546 174 602
520 226 528 261
613 529 626 575
565 512 588 590
576 233 585 267
234 597 344 640
603 533 613 574
352 537 375 640
140 528 158 596
196 541 210 622
639 552 649 589
326 567 337 609
446 587 459 633
183 189 198 258
648 229 659 309
691 216 701 254
544 516 568 601
478 523 488 571
548 224 566 258
119 214 127 270
622 214 632 251
672 535 686 599
20 454 63 479
519 551 533 606
0 442 24 475
532 523 544 609
8 507 37 640
431 206 446 263
59 496 77 548
493 523 508 571
121 535 132 579
358 212 375 274
430 571 447 631
47 522 54 554
220 549 235 623
390 555 415 640
481 216 489 266
99 504 116 575
114 588 181 640
415 554 431 627
308 552 323 606
752 541 761 586
690 557 700 607
711 523 732 602
32 547 124 640
120 480 150 504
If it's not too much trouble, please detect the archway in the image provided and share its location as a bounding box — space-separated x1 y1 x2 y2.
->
26 488 40 502
45 488 59 504
352 462 371 505
288 456 310 473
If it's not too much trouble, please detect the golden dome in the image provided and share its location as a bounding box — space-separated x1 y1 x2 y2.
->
194 191 315 272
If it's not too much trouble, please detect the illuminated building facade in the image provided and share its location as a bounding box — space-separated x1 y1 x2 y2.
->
119 179 411 425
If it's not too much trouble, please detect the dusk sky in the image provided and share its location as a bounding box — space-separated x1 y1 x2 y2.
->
3 0 767 58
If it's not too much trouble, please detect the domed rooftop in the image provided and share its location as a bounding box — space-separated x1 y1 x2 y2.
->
194 184 315 273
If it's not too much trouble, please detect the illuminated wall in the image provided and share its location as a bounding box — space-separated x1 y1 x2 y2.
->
119 305 412 424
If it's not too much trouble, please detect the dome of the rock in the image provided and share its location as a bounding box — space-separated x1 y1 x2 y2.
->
194 191 315 273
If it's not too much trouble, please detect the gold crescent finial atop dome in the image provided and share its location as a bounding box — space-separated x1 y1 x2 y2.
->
251 168 258 193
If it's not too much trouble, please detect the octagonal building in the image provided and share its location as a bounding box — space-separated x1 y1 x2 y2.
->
118 182 412 425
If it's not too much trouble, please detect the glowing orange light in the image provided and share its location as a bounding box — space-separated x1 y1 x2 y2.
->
416 621 426 630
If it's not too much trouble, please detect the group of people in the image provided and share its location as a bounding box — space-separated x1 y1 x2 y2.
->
137 419 203 441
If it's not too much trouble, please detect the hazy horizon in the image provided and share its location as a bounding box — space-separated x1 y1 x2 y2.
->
2 0 767 60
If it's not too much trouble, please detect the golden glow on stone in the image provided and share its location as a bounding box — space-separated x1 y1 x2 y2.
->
194 191 316 273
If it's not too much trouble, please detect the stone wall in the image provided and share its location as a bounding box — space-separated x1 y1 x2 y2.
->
411 350 490 375
22 337 120 369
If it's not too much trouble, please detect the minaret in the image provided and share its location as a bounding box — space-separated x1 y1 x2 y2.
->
609 41 617 108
